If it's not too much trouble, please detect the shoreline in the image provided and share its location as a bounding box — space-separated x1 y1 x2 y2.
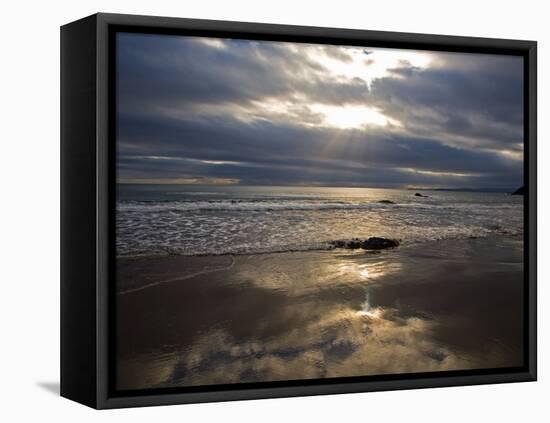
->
116 234 524 390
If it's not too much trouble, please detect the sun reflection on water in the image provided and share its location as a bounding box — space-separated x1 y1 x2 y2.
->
334 259 393 283
358 267 370 279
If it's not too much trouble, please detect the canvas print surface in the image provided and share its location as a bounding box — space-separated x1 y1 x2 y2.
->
114 32 524 391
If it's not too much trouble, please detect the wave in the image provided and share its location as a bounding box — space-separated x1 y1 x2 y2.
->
117 199 398 212
116 227 523 258
117 198 521 213
116 195 523 258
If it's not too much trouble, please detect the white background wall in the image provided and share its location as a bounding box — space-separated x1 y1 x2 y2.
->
1 0 546 421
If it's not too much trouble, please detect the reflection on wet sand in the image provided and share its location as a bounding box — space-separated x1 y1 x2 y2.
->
116 236 524 390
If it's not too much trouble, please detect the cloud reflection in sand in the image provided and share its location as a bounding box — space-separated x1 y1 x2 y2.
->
119 305 466 389
117 239 524 390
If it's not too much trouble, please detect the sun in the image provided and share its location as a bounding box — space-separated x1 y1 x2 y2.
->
310 104 399 129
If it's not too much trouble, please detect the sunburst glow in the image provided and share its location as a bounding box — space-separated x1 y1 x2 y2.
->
311 104 399 129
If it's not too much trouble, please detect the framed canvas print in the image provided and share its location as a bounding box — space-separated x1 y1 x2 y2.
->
60 13 537 409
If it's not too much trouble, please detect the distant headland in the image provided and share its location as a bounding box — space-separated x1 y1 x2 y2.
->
511 186 525 195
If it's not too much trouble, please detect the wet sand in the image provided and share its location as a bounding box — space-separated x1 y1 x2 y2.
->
115 236 524 390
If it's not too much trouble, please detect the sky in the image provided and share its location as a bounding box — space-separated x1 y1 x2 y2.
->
116 33 524 190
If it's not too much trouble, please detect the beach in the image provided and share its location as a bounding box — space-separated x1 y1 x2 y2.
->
116 234 524 390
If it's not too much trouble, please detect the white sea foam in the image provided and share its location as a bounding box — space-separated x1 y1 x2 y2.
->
116 187 524 257
117 199 397 212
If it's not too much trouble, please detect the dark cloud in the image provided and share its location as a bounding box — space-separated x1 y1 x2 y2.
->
117 33 366 115
117 113 521 189
370 54 523 150
116 33 524 190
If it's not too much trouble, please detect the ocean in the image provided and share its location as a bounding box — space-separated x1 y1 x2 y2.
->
116 184 524 257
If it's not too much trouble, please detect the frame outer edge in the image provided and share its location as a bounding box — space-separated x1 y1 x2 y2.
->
528 42 537 380
88 12 537 409
60 14 99 409
96 12 111 409
95 12 536 48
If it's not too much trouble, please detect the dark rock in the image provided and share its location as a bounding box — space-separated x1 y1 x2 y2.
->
414 192 428 198
346 239 362 249
511 186 525 195
378 200 396 204
332 240 346 248
361 237 400 250
330 237 400 250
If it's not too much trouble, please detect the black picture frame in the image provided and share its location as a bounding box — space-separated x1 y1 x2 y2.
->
60 12 537 409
